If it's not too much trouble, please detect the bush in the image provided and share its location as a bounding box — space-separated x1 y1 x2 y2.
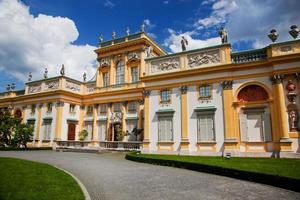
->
78 130 88 141
12 123 34 148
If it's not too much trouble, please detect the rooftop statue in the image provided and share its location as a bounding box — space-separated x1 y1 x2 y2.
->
99 34 104 43
28 72 32 82
60 64 65 76
146 45 153 58
181 36 188 51
219 27 228 44
44 68 48 79
289 25 299 39
140 23 145 32
126 27 130 36
268 29 278 43
112 31 116 39
83 72 87 82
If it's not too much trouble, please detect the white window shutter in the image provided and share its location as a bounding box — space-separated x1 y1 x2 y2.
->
239 113 248 142
207 115 214 141
263 112 272 142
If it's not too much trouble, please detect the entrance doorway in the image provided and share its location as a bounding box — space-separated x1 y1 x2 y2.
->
68 123 76 140
246 112 263 142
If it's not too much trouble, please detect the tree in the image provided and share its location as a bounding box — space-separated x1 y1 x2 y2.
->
12 123 34 148
0 110 21 147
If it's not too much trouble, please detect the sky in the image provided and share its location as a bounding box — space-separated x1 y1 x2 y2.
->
0 0 299 92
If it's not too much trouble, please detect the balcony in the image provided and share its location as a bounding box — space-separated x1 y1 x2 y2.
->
231 48 267 64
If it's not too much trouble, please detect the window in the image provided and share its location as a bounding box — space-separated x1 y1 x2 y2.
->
161 90 171 103
197 114 215 141
126 120 137 133
31 105 36 114
127 102 137 113
199 85 212 99
113 103 121 112
84 122 93 140
158 116 173 141
98 122 107 141
99 104 108 114
103 72 109 87
115 60 125 85
131 67 138 83
87 105 93 115
47 103 52 113
43 121 52 140
69 104 76 113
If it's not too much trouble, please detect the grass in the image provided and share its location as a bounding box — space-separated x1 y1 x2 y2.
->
0 157 84 200
127 152 300 179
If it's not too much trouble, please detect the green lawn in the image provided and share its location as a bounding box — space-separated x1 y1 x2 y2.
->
0 157 84 200
130 153 300 179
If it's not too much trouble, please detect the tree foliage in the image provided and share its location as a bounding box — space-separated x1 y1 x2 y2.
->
0 110 33 148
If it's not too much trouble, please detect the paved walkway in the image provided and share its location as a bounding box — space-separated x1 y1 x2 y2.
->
0 151 299 200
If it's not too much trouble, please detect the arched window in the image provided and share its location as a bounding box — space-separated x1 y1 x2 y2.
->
237 85 269 102
115 60 125 84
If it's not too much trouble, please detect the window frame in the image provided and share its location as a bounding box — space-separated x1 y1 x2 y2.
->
115 60 125 85
196 109 216 142
198 84 213 100
103 72 109 87
160 89 171 103
131 67 139 83
127 102 137 113
158 115 173 142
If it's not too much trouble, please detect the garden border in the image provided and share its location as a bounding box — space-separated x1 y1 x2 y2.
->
125 152 300 192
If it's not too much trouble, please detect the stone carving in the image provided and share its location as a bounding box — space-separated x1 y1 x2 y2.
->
87 85 95 93
219 27 228 44
45 80 59 90
221 80 233 90
188 50 220 68
28 84 42 94
270 74 284 84
128 52 140 61
288 109 298 131
181 36 188 51
142 90 151 97
111 112 122 123
60 64 65 76
151 57 180 74
65 81 80 92
28 72 32 82
100 58 110 67
180 85 188 94
289 25 299 39
268 29 279 43
286 80 297 104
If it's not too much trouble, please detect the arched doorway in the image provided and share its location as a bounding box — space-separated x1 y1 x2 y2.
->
236 84 272 144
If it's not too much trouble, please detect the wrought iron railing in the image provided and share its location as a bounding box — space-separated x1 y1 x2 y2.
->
231 48 267 64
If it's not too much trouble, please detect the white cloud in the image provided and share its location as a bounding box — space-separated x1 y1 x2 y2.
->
103 0 115 8
143 19 157 38
163 0 169 5
0 0 97 83
163 29 220 53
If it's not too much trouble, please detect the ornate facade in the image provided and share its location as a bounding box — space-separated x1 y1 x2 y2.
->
1 30 300 157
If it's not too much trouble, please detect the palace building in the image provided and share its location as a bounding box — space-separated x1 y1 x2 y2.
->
1 27 300 157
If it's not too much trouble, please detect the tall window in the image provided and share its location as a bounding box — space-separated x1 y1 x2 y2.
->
131 67 138 83
69 104 76 113
161 90 171 103
127 102 137 113
197 113 215 141
158 116 173 141
103 72 109 87
31 104 36 114
84 122 93 140
46 103 52 113
98 122 107 141
199 85 212 99
87 105 93 115
99 104 108 115
116 60 125 85
113 103 121 112
126 120 137 133
43 121 52 140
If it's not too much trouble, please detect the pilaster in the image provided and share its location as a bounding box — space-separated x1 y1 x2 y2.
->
107 103 112 141
122 101 127 134
221 80 238 150
124 54 129 83
36 103 43 147
92 104 98 144
137 99 144 129
142 90 151 149
180 85 189 151
54 102 64 141
79 105 85 133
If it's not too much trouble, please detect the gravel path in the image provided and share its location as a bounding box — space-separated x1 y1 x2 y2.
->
0 151 299 200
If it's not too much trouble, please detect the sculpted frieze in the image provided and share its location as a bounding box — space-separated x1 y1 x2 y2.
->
28 84 42 94
188 50 220 68
150 57 180 74
65 81 80 93
45 80 59 90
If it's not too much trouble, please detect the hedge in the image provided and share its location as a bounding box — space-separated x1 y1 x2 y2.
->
0 147 52 151
125 152 300 192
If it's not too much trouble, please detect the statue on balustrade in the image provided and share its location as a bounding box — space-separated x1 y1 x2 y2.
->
219 27 228 44
181 36 188 51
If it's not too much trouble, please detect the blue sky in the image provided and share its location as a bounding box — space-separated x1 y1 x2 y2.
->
0 0 299 92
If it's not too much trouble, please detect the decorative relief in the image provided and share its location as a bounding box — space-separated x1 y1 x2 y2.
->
65 81 80 92
45 80 59 90
272 43 300 56
188 50 220 68
86 84 95 93
128 52 140 61
99 58 110 67
150 57 180 74
28 84 42 94
237 85 269 102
